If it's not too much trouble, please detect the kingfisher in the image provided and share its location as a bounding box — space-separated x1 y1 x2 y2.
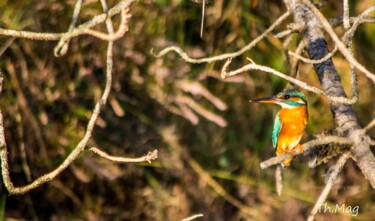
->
250 89 308 166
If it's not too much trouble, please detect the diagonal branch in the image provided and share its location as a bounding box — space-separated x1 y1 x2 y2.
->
260 136 352 169
307 153 351 221
285 0 375 188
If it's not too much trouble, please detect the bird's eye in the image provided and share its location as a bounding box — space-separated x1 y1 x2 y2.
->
283 95 290 99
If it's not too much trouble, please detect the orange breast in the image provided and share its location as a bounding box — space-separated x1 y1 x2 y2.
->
277 106 308 153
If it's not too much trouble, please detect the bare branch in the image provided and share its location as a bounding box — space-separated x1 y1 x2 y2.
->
343 0 350 30
221 58 356 104
0 0 137 41
0 37 15 57
289 40 305 78
152 12 290 63
276 15 375 38
364 119 375 132
285 0 375 188
288 46 337 64
275 166 283 196
0 0 139 195
307 153 350 221
83 8 131 41
181 213 204 221
260 136 352 169
89 147 158 163
329 16 375 28
54 0 83 57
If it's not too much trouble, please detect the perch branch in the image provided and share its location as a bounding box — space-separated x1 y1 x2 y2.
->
260 136 352 169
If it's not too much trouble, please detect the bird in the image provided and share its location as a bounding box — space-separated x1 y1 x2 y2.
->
250 89 309 167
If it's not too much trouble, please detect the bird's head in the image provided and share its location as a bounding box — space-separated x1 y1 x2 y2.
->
250 89 307 109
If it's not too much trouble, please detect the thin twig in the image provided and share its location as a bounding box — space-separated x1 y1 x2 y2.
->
275 166 283 196
290 40 305 79
307 153 351 221
89 147 158 163
260 136 352 169
54 0 82 56
181 213 204 221
364 119 375 132
276 15 375 38
343 0 350 30
328 16 375 28
83 8 131 41
288 46 338 64
200 0 205 38
275 29 295 38
15 111 31 182
153 11 290 63
0 37 15 57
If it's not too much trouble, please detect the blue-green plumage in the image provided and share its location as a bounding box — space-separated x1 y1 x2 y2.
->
272 112 282 149
278 89 308 104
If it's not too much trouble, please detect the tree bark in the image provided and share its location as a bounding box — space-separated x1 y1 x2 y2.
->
285 0 375 188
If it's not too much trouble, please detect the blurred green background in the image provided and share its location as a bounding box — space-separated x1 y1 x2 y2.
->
1 0 375 220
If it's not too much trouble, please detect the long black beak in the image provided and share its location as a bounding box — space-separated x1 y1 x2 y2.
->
249 96 279 103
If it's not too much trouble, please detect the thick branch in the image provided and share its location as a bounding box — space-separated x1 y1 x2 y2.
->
286 0 375 188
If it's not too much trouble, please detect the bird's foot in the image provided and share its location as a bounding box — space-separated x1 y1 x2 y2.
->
296 144 304 154
284 148 296 157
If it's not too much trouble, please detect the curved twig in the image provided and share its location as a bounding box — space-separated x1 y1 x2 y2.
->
152 11 290 63
90 147 158 163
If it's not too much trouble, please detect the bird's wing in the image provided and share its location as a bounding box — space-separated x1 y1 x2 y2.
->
272 112 282 149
